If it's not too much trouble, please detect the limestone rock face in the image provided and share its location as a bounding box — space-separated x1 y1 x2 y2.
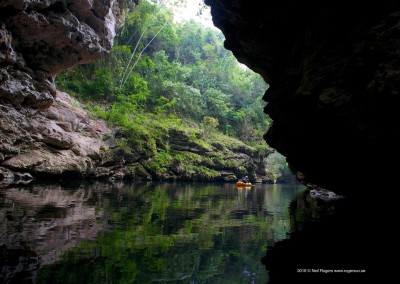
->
206 0 400 193
0 91 111 178
0 1 138 178
0 0 131 109
96 126 278 183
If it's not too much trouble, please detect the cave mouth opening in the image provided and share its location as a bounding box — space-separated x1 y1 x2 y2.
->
146 0 295 183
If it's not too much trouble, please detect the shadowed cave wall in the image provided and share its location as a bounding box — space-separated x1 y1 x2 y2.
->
205 0 400 195
205 0 399 282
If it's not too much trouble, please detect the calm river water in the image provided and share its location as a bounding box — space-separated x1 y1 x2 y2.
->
0 182 308 283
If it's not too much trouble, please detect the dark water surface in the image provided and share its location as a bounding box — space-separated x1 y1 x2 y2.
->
0 182 307 283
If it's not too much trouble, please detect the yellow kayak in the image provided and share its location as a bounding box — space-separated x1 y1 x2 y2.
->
236 181 252 187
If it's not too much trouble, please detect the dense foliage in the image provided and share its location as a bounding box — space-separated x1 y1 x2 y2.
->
56 0 290 181
57 0 268 140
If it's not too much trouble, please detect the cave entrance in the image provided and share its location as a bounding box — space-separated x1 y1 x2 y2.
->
55 0 295 183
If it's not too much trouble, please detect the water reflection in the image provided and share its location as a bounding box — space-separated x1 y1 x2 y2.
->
0 182 306 283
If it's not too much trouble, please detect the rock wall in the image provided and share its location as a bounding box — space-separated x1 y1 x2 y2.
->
0 91 111 182
205 1 399 282
100 127 277 183
0 0 126 109
0 88 278 184
0 0 137 181
206 0 400 194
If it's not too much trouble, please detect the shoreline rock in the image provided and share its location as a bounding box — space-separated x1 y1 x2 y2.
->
309 188 344 200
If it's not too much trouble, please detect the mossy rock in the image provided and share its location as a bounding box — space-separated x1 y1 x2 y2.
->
211 141 225 150
128 163 152 180
180 165 220 181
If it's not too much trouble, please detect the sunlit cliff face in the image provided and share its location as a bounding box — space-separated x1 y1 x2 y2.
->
206 0 400 194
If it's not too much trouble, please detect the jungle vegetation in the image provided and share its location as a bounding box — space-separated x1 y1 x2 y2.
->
56 0 290 181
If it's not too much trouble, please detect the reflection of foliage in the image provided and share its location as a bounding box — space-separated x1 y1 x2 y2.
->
36 183 306 283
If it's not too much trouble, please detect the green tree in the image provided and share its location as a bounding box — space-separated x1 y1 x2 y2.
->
202 116 219 136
